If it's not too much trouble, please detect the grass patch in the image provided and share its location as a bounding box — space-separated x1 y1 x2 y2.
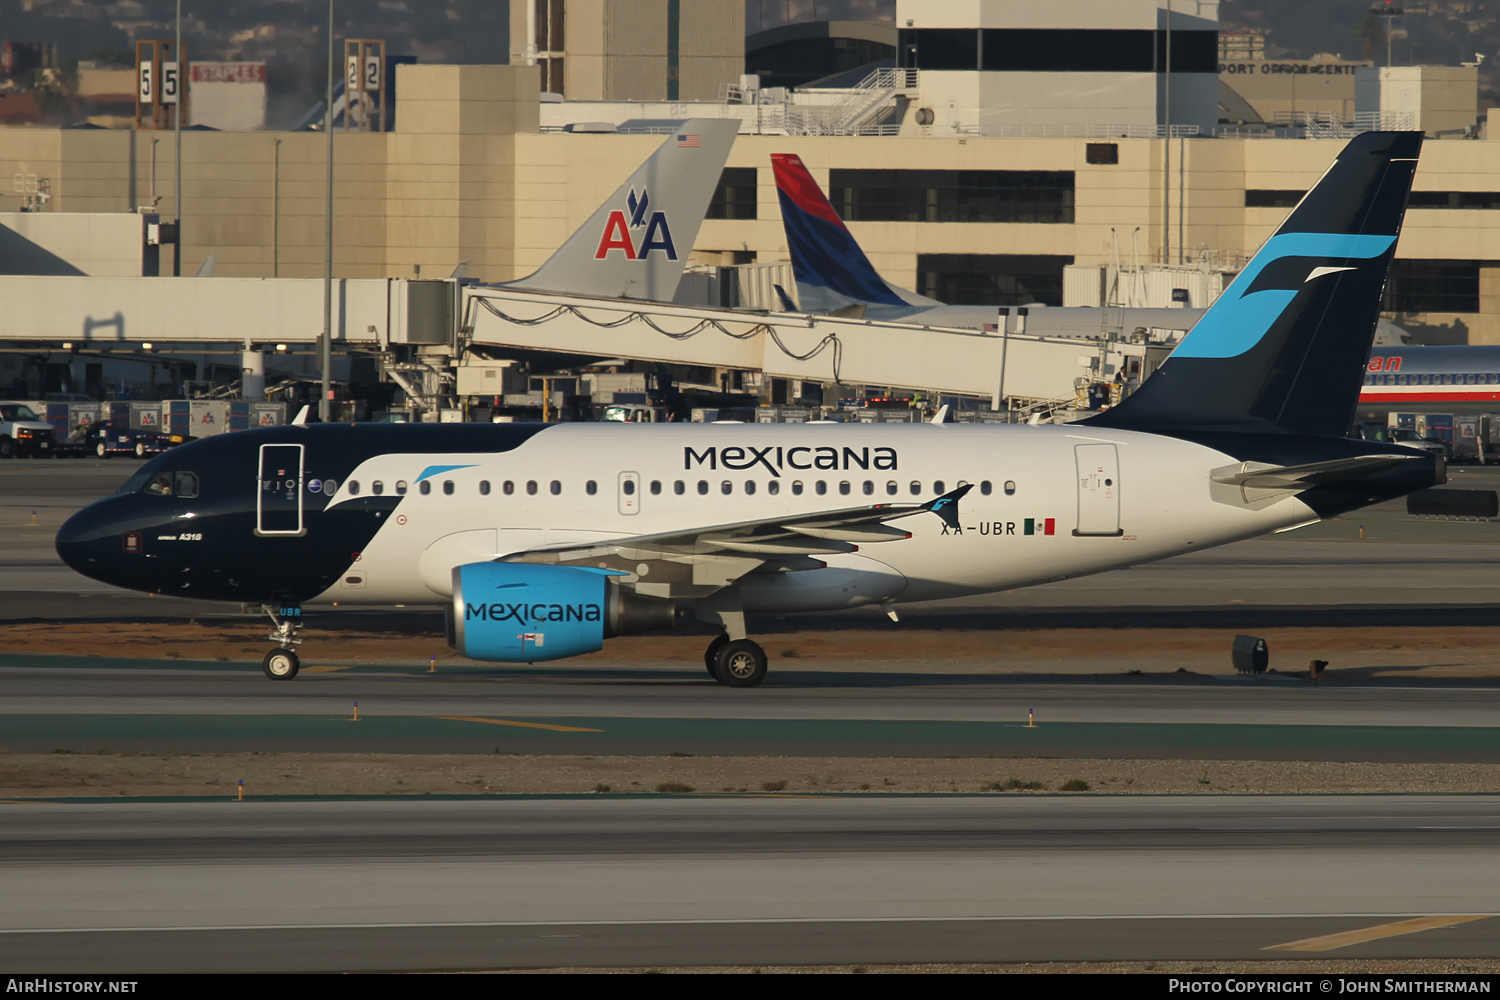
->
990 778 1045 791
593 783 611 793
1060 779 1091 792
760 780 787 792
655 782 695 794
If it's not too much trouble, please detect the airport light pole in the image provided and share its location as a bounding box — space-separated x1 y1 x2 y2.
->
173 0 181 277
320 0 335 421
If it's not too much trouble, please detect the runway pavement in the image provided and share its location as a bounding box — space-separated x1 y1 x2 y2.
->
2 795 1498 971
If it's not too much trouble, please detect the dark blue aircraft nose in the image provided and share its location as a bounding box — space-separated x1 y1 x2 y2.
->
55 503 126 586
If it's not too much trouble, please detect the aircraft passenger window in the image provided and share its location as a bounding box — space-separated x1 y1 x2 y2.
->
323 479 338 495
145 472 174 496
792 481 804 495
1421 375 1432 385
1363 375 1373 386
479 481 491 496
980 481 992 495
768 481 780 496
1397 375 1408 385
349 481 360 495
1441 375 1452 386
861 481 873 495
1470 374 1479 385
910 481 921 495
816 481 828 495
372 481 384 496
838 481 851 496
933 480 945 494
550 480 561 495
650 480 661 495
503 481 514 495
745 481 757 495
1004 480 1016 495
395 481 408 495
1490 375 1498 385
174 472 199 498
586 481 598 496
527 481 538 495
623 480 636 496
420 481 431 495
674 480 685 495
721 481 733 495
887 481 898 496
698 480 708 495
443 481 455 496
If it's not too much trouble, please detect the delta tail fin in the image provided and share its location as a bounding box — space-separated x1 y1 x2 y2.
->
1086 131 1422 438
771 153 930 312
504 119 739 302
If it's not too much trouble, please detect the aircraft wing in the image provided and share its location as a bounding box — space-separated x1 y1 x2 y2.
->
500 484 972 595
1210 453 1422 490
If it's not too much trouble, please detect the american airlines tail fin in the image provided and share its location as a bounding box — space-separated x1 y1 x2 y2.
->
1086 131 1422 438
771 153 937 312
504 119 739 302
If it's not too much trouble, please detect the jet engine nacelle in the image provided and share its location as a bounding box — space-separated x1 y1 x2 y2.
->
449 562 674 662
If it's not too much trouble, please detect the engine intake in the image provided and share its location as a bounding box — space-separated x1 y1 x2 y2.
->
450 562 674 662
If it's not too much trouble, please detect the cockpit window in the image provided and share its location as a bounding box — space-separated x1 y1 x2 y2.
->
174 472 199 498
144 472 174 496
118 470 152 494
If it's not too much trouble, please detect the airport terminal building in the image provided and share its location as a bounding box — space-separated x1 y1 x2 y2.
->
2 0 1500 403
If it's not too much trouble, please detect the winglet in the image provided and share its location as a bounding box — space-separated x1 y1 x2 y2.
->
291 405 310 426
923 483 973 530
929 405 949 425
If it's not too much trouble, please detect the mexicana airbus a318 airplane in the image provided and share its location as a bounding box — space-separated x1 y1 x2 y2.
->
57 131 1440 688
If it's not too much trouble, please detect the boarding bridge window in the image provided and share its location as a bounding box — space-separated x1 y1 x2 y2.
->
917 254 1073 307
420 481 431 495
898 28 1218 74
1384 259 1500 314
830 169 1074 224
708 167 758 221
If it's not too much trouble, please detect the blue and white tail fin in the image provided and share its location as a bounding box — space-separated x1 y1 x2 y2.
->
771 153 938 312
1087 131 1422 438
504 119 739 302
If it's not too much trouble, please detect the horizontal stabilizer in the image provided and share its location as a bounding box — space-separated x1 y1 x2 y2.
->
1211 453 1421 490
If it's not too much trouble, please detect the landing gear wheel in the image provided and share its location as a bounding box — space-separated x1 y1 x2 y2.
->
95 441 108 458
711 639 767 688
703 634 729 677
263 649 300 680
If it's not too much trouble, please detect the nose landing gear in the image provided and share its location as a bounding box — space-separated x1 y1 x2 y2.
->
261 604 303 680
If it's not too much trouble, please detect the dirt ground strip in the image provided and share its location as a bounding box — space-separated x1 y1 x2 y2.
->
12 621 1500 679
5 752 1500 798
487 960 1500 975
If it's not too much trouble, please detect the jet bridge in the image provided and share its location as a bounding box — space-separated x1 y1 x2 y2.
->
463 285 1139 405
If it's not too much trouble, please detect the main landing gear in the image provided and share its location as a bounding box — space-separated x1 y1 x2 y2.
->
707 637 768 688
261 604 302 680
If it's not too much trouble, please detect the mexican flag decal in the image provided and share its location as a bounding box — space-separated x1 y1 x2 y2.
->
1024 518 1056 536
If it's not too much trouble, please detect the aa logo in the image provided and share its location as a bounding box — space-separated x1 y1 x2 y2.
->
593 187 676 261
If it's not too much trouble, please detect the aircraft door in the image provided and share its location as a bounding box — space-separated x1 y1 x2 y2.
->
257 443 306 536
1073 444 1122 537
618 471 640 515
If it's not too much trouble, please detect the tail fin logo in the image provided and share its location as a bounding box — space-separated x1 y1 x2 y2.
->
1171 232 1395 360
594 187 677 262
